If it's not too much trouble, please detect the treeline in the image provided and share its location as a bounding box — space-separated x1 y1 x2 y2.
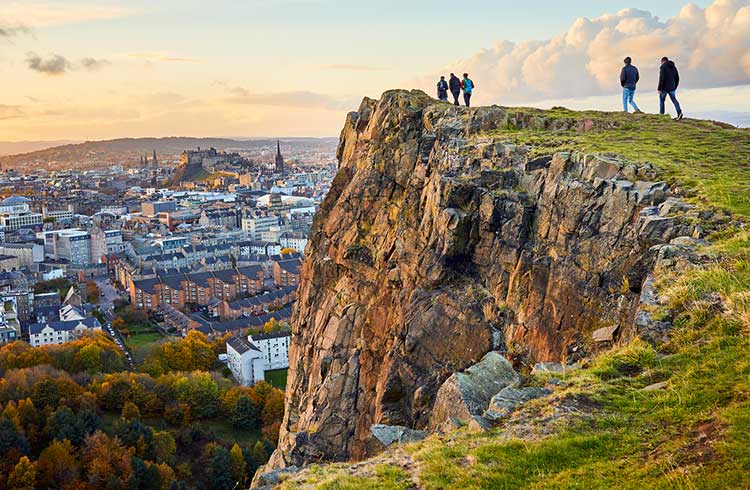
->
0 334 284 489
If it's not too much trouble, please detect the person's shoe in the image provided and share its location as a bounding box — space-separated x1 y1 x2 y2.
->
676 112 684 121
634 109 644 114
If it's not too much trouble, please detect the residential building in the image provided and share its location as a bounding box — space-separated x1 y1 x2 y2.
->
28 317 102 347
0 243 45 266
280 232 308 253
273 257 303 287
250 331 291 370
242 214 279 240
51 230 92 264
226 336 265 387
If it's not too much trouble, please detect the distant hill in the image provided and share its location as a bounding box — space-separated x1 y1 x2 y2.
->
0 140 80 156
0 136 338 172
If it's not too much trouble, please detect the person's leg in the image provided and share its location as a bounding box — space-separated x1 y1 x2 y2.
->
669 91 682 115
629 89 640 112
659 91 667 114
452 91 459 106
464 92 471 107
622 89 629 112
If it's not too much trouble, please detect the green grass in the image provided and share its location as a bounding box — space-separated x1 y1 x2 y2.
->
482 108 750 217
202 419 261 445
265 368 288 389
125 332 164 349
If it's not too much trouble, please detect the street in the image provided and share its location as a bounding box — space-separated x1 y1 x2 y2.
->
92 276 134 368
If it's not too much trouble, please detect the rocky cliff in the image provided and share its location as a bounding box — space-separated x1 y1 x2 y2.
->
266 90 702 470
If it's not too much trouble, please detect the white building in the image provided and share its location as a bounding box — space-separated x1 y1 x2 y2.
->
0 196 43 230
242 215 280 240
249 331 291 370
28 317 102 347
226 336 265 387
50 230 92 264
280 232 308 253
0 243 45 266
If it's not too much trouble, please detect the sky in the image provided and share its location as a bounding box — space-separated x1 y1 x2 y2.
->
1 0 749 141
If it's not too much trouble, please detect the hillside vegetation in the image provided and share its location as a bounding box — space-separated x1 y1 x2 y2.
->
273 105 750 489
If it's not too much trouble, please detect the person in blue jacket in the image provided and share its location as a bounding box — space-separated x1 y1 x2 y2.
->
436 76 449 101
658 57 684 121
620 57 642 113
461 73 475 107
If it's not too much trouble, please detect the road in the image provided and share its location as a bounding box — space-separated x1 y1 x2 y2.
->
92 276 134 368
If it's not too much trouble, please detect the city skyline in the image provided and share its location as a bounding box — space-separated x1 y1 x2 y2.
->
2 0 750 141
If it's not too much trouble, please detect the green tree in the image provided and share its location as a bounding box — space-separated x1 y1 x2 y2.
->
78 343 103 371
209 446 233 490
174 373 218 419
252 441 268 465
229 443 246 485
231 396 259 430
7 455 35 490
151 430 176 464
0 417 29 462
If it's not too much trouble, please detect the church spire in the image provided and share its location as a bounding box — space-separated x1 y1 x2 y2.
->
274 140 285 174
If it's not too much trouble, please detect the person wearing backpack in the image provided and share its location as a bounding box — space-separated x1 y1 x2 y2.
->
461 73 475 107
436 76 449 101
449 73 461 106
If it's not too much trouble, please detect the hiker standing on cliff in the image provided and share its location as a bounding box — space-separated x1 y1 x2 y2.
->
658 57 684 121
461 73 475 107
620 57 642 114
437 76 449 101
449 73 461 106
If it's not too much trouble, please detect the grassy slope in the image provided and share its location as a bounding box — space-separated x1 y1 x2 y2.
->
278 110 750 489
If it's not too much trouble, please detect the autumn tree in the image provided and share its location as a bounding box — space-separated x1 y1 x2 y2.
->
0 417 29 463
36 439 79 488
7 455 35 490
82 431 134 489
86 281 101 304
151 430 176 465
121 401 141 421
229 443 246 485
261 389 285 427
174 373 218 419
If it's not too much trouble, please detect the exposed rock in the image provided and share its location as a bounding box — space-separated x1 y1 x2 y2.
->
532 362 580 375
483 386 552 423
369 424 428 448
268 90 692 470
428 352 520 431
642 381 669 392
250 465 299 489
592 325 619 343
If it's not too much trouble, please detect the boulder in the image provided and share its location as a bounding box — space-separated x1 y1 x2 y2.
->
592 325 618 343
250 465 299 489
369 424 428 448
483 386 552 423
531 362 580 375
429 352 520 431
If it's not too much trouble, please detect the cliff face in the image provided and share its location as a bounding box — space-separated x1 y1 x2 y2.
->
269 90 694 468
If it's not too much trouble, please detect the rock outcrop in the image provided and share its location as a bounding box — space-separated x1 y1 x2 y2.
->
265 90 699 471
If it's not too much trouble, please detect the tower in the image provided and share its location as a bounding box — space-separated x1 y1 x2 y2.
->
274 140 285 174
152 149 158 169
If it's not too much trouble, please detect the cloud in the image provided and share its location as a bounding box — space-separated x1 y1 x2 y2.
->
419 0 750 103
25 52 112 75
80 57 110 71
0 105 24 120
0 25 31 38
223 87 359 110
26 52 70 75
320 63 387 72
1 2 131 27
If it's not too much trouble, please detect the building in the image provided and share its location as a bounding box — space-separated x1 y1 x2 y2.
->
91 228 127 262
0 296 20 342
199 208 240 229
28 317 102 347
273 257 302 287
226 336 265 387
155 236 188 252
279 232 308 253
250 331 291 370
0 325 17 345
275 140 285 174
42 204 75 221
51 230 92 264
242 214 280 240
142 201 177 216
0 255 20 271
0 196 43 230
0 243 44 266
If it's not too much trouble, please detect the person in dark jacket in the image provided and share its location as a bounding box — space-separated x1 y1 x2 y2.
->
620 57 642 113
436 76 449 101
449 73 461 106
658 57 683 120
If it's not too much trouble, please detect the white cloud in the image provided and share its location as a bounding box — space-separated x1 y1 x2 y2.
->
419 0 750 104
